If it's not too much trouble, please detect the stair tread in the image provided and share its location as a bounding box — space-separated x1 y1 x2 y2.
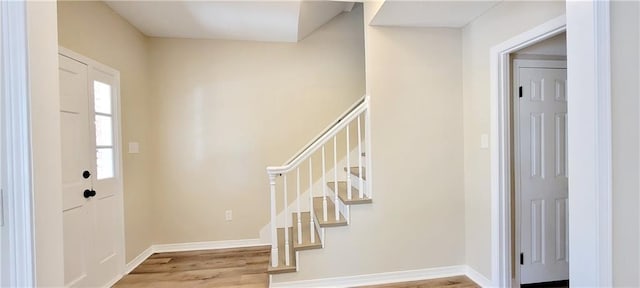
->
292 212 322 251
313 197 347 227
267 227 296 274
327 181 372 205
345 167 367 180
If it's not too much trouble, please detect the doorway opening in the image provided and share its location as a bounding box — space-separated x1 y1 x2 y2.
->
488 15 567 287
509 33 568 287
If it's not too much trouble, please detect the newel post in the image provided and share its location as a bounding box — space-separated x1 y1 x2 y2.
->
269 173 278 267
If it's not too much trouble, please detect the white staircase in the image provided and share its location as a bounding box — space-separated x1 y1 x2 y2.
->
266 96 372 274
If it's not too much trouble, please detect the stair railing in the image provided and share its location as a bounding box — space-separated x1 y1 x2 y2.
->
267 95 371 268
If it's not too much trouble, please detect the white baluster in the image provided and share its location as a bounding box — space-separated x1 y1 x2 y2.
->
296 168 302 245
358 115 364 199
322 146 328 222
269 174 278 267
284 174 290 266
333 136 339 221
365 105 372 199
309 158 315 243
346 125 352 200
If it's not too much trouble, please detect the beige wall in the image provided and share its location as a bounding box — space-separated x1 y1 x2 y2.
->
274 3 465 282
611 1 640 285
461 1 565 278
27 1 64 286
57 1 153 262
514 32 566 57
147 6 365 244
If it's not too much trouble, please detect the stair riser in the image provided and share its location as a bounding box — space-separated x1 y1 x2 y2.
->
349 175 366 192
326 189 350 224
291 212 323 251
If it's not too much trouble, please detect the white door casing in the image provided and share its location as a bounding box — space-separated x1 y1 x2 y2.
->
515 60 568 284
59 49 124 288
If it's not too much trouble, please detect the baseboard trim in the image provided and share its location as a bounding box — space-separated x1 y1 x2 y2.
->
270 265 468 288
124 246 154 275
123 244 494 288
123 239 268 276
153 238 266 253
465 266 493 287
104 273 125 288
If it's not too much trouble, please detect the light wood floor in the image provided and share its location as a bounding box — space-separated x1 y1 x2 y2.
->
356 276 479 288
113 247 479 288
113 246 271 288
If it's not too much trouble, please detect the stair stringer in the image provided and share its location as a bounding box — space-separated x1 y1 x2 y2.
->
259 145 364 244
270 202 375 283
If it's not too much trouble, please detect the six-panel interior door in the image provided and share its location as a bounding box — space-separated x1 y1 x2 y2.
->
518 65 569 284
60 54 121 287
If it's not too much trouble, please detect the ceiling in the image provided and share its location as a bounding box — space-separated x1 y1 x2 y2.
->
370 1 501 28
105 1 354 43
105 1 503 43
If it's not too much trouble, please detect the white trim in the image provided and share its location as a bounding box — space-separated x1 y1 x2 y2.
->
1 0 35 286
104 274 123 288
267 96 369 174
271 265 467 288
270 265 495 288
489 15 566 287
594 1 613 285
465 266 493 288
123 246 153 275
153 238 267 253
565 1 612 286
118 239 270 284
282 95 366 166
364 95 373 199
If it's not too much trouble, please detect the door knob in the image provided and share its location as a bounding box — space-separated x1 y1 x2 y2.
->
82 170 91 179
83 189 96 198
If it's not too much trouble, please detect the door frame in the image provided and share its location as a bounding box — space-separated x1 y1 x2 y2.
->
59 47 126 286
0 0 36 286
491 3 613 285
512 59 568 286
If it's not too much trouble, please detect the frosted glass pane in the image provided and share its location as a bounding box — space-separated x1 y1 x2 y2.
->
95 115 113 146
94 81 112 114
96 148 114 180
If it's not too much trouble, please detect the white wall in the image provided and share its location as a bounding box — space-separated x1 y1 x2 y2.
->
462 1 565 279
57 0 154 263
147 6 365 245
514 32 566 57
273 2 465 283
26 1 64 286
611 1 640 285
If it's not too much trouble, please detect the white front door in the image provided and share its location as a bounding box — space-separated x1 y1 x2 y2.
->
59 52 123 287
516 60 569 284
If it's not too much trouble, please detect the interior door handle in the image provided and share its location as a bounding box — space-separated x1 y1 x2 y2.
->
83 189 96 199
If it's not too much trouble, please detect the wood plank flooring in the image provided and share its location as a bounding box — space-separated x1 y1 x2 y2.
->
113 247 479 288
113 246 271 288
356 276 479 288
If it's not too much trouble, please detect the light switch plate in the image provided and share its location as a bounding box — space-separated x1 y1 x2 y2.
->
480 134 489 149
128 142 139 154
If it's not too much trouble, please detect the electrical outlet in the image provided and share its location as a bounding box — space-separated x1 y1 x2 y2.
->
225 210 232 221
